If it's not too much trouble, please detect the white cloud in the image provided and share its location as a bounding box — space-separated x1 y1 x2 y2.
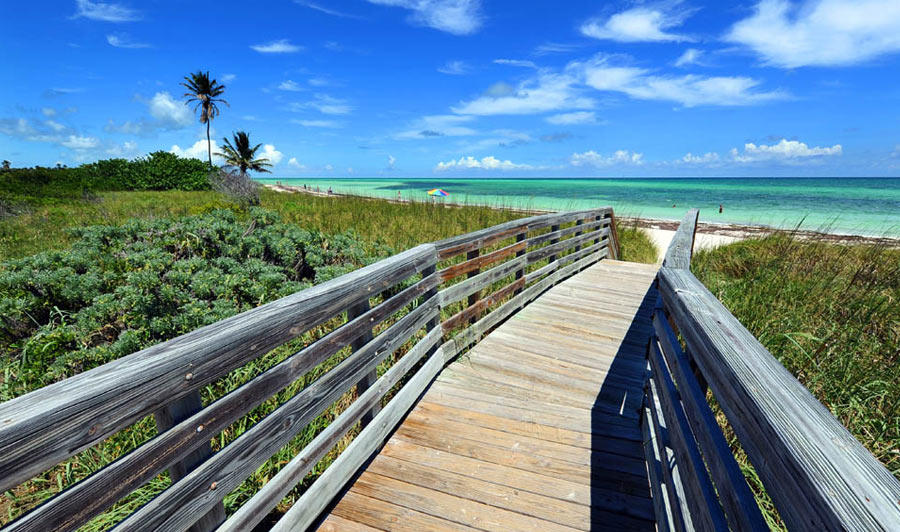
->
73 0 140 22
680 152 720 163
105 140 139 158
570 150 643 167
387 155 396 169
546 111 596 125
674 48 704 67
438 60 470 75
41 107 56 117
147 91 193 128
452 72 594 115
288 157 306 169
278 80 305 91
580 6 693 42
61 135 100 150
325 164 334 171
730 139 842 162
367 0 483 35
493 59 537 68
308 78 329 87
533 42 582 55
292 119 342 128
259 144 284 165
221 74 237 83
396 114 476 139
289 94 352 115
435 155 533 171
45 120 66 132
580 56 787 107
250 39 303 53
106 34 149 48
295 1 360 18
170 139 224 164
726 0 900 68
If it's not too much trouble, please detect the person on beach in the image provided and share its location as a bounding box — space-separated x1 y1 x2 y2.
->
328 187 333 195
719 204 723 213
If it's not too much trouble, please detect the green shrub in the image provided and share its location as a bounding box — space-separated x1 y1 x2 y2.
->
0 208 390 400
81 151 210 191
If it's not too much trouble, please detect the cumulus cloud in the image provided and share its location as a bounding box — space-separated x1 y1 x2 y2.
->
106 91 195 134
580 5 694 42
73 0 140 22
435 155 533 171
438 60 470 75
674 48 704 67
730 139 842 162
579 56 787 107
258 144 284 165
288 157 306 169
366 0 483 35
170 140 224 164
726 0 900 68
396 114 476 139
570 150 643 167
680 152 720 163
106 34 150 48
61 135 100 150
452 72 595 115
250 39 303 53
546 111 596 125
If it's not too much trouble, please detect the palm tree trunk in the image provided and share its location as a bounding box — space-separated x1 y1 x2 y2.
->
206 120 212 170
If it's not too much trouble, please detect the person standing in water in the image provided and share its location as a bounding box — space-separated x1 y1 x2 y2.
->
719 204 723 213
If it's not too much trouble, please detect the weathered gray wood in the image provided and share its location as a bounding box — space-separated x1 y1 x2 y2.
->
438 242 523 282
645 375 688 532
3 272 440 532
662 209 699 269
658 266 900 530
348 300 378 428
526 219 607 248
524 242 608 285
573 218 585 252
653 311 767 532
648 337 729 531
526 227 608 265
113 298 440 532
442 277 525 333
217 326 444 532
546 223 561 263
514 232 526 294
642 400 673 532
606 213 620 260
269 344 450 532
438 254 527 307
0 244 437 494
153 392 225 532
465 249 482 325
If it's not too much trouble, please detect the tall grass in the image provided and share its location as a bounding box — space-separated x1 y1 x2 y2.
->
692 233 900 526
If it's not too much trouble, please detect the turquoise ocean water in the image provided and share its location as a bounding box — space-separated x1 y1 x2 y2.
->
256 177 900 237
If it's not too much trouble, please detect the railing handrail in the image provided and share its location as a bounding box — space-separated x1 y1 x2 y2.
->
661 208 698 269
652 210 900 530
0 206 619 532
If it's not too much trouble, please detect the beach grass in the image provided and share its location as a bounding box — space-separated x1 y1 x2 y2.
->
692 233 900 527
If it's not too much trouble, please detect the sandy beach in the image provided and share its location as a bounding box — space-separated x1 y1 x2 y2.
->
265 184 900 262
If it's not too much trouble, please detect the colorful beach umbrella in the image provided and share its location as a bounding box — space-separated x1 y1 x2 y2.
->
427 188 449 197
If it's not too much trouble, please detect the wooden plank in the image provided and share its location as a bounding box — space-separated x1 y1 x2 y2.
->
653 311 768 532
648 337 729 531
465 249 481 326
547 223 561 263
661 209 698 269
527 219 608 248
642 399 673 532
659 267 900 530
327 491 474 532
646 375 688 532
5 271 441 532
349 300 378 427
438 254 526 307
438 241 524 281
317 513 383 532
269 343 450 532
115 298 440 532
606 213 620 260
0 243 437 494
218 326 443 532
441 277 524 333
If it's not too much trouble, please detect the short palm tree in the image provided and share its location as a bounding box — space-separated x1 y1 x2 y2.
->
216 131 273 175
181 71 228 169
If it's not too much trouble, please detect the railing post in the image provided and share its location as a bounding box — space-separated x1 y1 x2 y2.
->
514 231 526 294
547 224 561 264
154 393 226 532
573 219 584 252
466 249 480 324
348 300 379 427
607 213 620 260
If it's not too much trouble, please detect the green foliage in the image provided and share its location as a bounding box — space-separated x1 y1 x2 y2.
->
79 151 210 191
0 208 389 400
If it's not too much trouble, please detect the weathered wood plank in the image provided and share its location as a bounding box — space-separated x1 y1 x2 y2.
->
348 300 378 427
645 374 689 532
218 325 443 532
114 298 440 532
653 311 768 532
326 491 473 532
659 267 900 530
441 277 524 333
0 244 437 494
642 399 673 532
438 241 524 281
661 209 698 269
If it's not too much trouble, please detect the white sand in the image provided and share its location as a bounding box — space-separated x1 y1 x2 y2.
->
644 228 743 263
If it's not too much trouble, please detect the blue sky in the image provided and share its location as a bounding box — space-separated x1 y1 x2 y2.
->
2 0 900 177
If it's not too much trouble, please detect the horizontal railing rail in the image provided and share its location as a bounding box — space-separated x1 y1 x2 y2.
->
644 209 900 531
0 206 619 532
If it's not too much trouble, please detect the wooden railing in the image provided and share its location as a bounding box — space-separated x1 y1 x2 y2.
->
644 209 900 531
0 207 617 532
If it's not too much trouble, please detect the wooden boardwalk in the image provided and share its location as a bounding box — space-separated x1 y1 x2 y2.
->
318 260 660 531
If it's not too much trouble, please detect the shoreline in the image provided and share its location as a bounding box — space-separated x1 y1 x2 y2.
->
264 184 900 249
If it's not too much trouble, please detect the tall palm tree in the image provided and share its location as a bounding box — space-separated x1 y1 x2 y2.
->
181 71 228 169
216 131 273 174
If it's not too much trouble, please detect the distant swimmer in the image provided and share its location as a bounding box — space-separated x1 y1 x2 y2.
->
397 191 401 200
672 204 676 208
719 204 723 213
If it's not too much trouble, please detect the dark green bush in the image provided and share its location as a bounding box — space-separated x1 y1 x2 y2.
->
80 151 210 191
0 208 391 399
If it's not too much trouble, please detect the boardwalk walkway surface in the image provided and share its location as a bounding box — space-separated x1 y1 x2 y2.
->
317 259 660 531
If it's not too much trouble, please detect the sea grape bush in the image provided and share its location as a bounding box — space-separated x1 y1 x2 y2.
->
0 208 390 400
78 151 210 191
